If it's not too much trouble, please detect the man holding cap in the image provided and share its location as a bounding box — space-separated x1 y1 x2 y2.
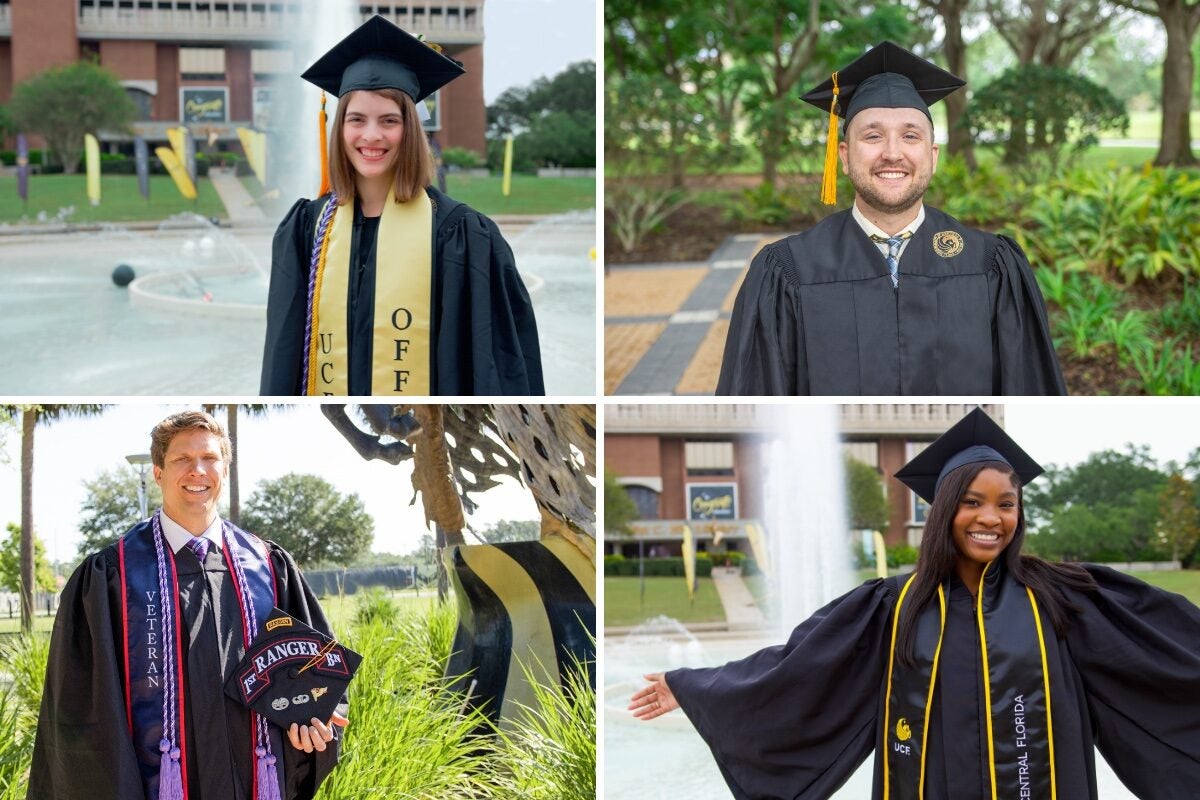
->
27 410 347 800
717 42 1066 396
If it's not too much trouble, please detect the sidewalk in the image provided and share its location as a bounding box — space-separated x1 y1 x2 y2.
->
207 167 267 226
605 232 782 394
709 566 766 631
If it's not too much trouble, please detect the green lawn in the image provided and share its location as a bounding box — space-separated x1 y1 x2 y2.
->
0 615 54 635
444 173 594 214
1127 569 1200 606
605 576 727 627
0 173 227 223
316 586 442 632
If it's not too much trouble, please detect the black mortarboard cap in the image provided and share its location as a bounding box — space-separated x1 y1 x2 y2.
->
800 41 965 130
225 608 361 729
893 407 1043 505
300 15 465 102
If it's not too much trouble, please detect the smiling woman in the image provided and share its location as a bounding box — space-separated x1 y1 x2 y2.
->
260 15 544 397
629 406 1200 800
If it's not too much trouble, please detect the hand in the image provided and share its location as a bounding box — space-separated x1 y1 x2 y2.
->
627 673 679 721
287 711 349 753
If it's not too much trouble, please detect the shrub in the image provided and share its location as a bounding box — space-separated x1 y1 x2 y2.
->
888 544 919 569
353 586 398 627
964 65 1128 168
442 146 484 170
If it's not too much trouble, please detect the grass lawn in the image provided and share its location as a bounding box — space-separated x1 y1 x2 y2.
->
0 615 54 635
1126 569 1200 606
605 576 727 627
317 586 442 631
0 173 226 223
444 173 594 214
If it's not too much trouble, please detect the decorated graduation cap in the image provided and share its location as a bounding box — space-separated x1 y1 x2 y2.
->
893 407 1043 505
225 608 362 730
799 41 966 205
301 14 466 195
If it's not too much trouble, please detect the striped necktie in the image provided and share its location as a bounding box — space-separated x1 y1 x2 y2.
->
187 536 210 564
871 232 912 288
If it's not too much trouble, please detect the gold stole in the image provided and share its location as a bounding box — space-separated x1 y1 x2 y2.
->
307 188 433 395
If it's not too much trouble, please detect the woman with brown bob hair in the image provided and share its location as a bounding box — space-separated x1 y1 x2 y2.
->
261 15 543 396
630 407 1200 800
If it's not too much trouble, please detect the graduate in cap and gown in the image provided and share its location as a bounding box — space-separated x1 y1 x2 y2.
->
260 15 544 396
630 407 1200 799
717 43 1067 396
28 411 346 800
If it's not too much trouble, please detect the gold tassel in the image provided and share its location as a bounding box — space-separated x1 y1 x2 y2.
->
318 92 331 197
820 72 840 206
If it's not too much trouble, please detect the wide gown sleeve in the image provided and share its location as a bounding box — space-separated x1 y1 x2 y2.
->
991 235 1068 395
665 579 897 799
26 554 145 800
1066 565 1200 799
269 544 343 799
260 198 314 396
435 211 544 395
716 244 804 396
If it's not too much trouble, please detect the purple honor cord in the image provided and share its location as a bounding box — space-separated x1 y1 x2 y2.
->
151 512 185 800
301 193 339 393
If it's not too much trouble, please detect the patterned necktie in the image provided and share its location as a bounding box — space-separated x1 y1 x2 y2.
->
871 232 912 288
187 536 210 564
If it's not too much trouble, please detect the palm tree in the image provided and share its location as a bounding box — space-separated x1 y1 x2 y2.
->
3 404 107 633
200 404 276 525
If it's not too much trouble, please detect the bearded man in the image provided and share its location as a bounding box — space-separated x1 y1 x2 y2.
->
716 42 1066 396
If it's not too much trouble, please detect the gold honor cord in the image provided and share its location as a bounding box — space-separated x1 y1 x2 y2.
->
1027 588 1057 800
882 574 916 800
977 562 999 800
918 585 946 799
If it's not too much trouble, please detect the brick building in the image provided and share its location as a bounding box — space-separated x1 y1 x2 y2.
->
604 403 1004 557
0 0 487 155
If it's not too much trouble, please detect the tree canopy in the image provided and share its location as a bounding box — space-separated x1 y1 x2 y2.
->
77 465 163 559
0 522 54 595
7 59 136 174
603 467 638 535
845 455 890 532
240 473 374 568
487 60 595 170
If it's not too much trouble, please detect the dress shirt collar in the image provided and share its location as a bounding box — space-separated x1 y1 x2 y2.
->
157 510 223 554
852 201 925 240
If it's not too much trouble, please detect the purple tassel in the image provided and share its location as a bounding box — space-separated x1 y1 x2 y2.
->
159 738 184 800
256 746 282 800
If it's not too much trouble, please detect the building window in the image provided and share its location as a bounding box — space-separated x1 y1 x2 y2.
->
906 440 930 524
624 485 660 520
685 441 734 477
180 47 226 81
125 88 154 121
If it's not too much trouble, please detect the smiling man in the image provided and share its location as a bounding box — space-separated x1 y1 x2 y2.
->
717 42 1066 396
29 411 347 800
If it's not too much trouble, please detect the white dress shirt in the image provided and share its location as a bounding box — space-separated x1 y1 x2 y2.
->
851 202 925 263
158 510 223 555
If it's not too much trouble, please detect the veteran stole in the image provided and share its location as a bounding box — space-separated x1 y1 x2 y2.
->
883 563 1056 800
119 516 277 800
306 189 432 395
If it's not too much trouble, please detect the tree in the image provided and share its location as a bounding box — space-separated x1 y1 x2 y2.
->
240 473 374 568
0 522 54 595
1 404 106 633
487 61 595 170
1111 0 1200 166
476 519 540 544
916 0 978 166
77 465 163 559
201 404 276 526
983 0 1120 68
964 65 1127 166
844 455 889 532
7 59 136 174
1157 473 1200 563
604 467 638 535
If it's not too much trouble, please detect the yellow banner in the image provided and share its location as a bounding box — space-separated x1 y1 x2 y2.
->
745 522 771 579
501 135 513 197
155 146 197 200
84 133 101 206
874 531 888 580
236 127 267 184
681 524 696 603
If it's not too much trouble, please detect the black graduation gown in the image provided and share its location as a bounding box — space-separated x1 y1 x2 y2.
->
716 207 1067 395
665 566 1200 800
260 185 544 396
27 536 341 800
